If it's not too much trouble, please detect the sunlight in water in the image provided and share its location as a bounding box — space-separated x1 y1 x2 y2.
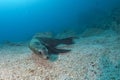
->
0 0 39 7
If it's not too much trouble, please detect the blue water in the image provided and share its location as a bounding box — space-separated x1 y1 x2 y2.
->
0 0 120 80
0 0 119 42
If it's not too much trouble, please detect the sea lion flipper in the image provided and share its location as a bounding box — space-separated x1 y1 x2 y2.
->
47 46 71 54
53 48 71 53
37 37 75 47
60 37 75 45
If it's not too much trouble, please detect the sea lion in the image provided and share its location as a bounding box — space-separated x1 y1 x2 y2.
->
29 36 74 59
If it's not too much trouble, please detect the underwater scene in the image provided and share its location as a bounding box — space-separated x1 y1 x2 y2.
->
0 0 120 80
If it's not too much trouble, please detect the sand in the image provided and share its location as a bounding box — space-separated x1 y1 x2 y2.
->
0 30 120 80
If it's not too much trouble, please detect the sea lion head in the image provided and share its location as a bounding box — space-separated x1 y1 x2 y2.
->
29 38 49 59
37 45 49 59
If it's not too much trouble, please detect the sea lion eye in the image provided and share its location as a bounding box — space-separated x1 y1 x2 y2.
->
46 56 49 59
39 51 42 54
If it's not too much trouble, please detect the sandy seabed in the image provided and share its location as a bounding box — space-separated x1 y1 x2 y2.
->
0 30 120 80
